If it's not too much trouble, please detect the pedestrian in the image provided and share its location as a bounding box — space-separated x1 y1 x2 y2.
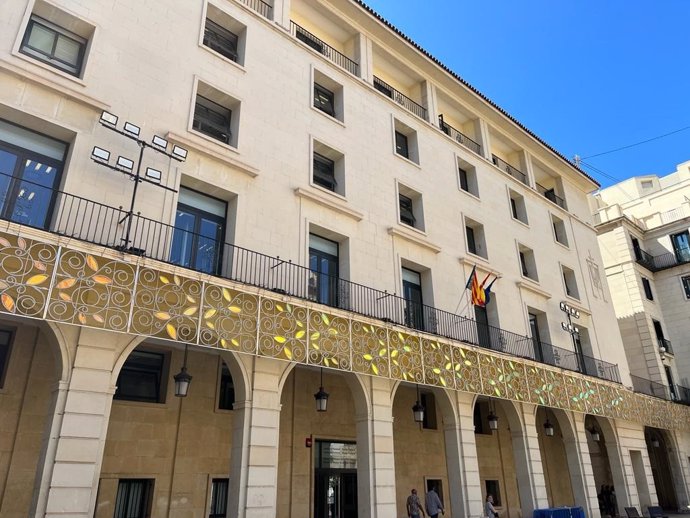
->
485 494 499 518
407 488 425 518
425 486 444 518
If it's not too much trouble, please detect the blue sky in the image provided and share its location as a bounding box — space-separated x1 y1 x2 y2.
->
362 0 690 188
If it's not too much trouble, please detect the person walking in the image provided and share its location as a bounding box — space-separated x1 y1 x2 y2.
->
425 486 444 518
485 494 499 518
407 488 425 518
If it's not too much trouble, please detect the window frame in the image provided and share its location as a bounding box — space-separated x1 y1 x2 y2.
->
398 193 416 227
114 349 167 404
642 277 654 301
395 131 409 159
209 478 229 518
313 82 335 117
193 95 233 145
458 167 469 192
466 226 477 255
308 233 340 307
681 275 690 300
203 18 239 62
20 15 87 77
114 479 154 518
312 152 337 192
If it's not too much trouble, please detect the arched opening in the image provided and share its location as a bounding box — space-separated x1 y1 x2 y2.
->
94 342 245 518
585 415 624 517
645 428 678 511
537 407 575 507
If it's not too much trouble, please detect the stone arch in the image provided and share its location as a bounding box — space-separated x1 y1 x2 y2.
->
646 427 686 511
41 320 73 382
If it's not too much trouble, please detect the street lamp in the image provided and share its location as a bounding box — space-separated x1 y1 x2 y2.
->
173 344 193 397
91 110 187 254
412 384 425 424
487 401 499 431
589 426 600 442
543 418 555 437
314 368 329 412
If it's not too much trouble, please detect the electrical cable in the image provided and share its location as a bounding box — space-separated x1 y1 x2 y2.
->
582 125 690 159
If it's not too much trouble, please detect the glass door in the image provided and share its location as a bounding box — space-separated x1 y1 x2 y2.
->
309 234 339 306
314 441 357 518
529 313 543 361
476 305 491 348
402 268 424 331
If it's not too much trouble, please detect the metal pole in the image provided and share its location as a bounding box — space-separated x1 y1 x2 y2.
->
123 142 145 250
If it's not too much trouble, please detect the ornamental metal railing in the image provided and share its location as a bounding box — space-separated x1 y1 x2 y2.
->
290 22 359 76
438 115 482 156
536 182 567 210
237 0 272 19
630 374 690 405
491 155 527 184
373 76 428 121
634 246 690 272
2 173 621 383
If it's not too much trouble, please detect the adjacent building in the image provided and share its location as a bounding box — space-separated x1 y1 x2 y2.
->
0 0 689 517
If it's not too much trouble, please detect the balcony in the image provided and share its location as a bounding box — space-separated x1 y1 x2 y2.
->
290 22 359 76
438 114 481 156
536 182 566 210
630 374 690 405
237 0 272 19
7 176 622 384
658 338 673 355
492 155 527 184
634 246 690 272
373 76 427 121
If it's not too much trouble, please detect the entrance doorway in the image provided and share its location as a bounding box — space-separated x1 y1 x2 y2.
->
314 440 358 518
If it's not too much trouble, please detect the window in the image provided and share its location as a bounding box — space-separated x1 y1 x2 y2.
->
0 329 13 388
425 479 444 508
509 190 528 224
562 265 579 299
20 15 87 76
209 478 229 518
114 479 154 518
420 392 437 429
671 231 690 263
631 237 642 261
682 276 690 299
551 214 568 247
642 277 654 301
397 184 424 231
399 194 416 227
485 480 502 507
193 95 232 144
0 120 67 230
393 119 419 164
518 245 538 281
203 19 239 62
114 350 166 403
314 83 335 117
395 131 409 159
465 218 487 259
402 267 424 331
171 187 227 275
466 226 477 255
457 157 479 197
218 361 234 410
309 234 339 306
313 152 336 192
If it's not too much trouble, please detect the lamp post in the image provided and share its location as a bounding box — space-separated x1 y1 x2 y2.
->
560 301 584 373
91 110 188 254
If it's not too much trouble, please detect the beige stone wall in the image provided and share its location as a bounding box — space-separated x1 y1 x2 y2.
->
0 323 58 518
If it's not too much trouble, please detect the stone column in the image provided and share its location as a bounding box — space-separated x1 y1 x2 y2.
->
41 328 134 518
512 403 550 516
354 33 373 83
476 119 492 161
520 150 536 188
422 80 438 124
272 0 291 30
563 413 600 518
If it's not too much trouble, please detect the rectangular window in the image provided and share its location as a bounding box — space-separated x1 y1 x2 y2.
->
203 19 239 62
485 480 501 507
466 226 477 255
314 83 335 117
20 15 87 76
510 198 518 219
519 252 528 277
425 479 444 508
671 231 690 263
209 478 229 518
642 277 653 300
552 215 568 246
193 95 232 144
402 267 424 331
682 276 690 299
114 479 154 518
395 131 409 159
0 329 13 389
114 350 166 403
458 167 469 192
309 234 339 307
399 194 416 227
562 266 579 299
313 152 336 192
218 361 234 410
509 190 528 224
170 187 227 276
420 392 437 429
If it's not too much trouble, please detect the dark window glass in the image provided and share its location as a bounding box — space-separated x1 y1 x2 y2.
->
114 479 154 518
193 95 232 144
20 16 86 76
209 478 229 518
642 277 653 300
203 19 239 62
458 167 469 192
313 153 336 192
631 237 642 260
466 226 477 255
314 83 335 117
475 304 490 348
425 479 444 507
395 131 409 158
115 350 165 403
564 272 573 297
218 361 235 410
485 480 501 507
519 251 530 277
671 231 690 263
402 268 424 331
420 392 437 429
0 329 13 389
510 198 518 220
682 276 690 299
309 234 339 307
399 194 415 227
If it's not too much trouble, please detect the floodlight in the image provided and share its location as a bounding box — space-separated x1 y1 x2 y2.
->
152 135 168 151
171 145 188 161
123 122 141 137
116 156 134 171
92 146 111 162
559 302 567 312
145 167 162 183
100 111 118 126
574 326 579 335
561 322 568 331
574 310 580 319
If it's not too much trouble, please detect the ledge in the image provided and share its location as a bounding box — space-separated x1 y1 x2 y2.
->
294 187 364 221
0 57 109 112
166 132 259 178
516 280 552 299
458 257 501 277
387 226 441 253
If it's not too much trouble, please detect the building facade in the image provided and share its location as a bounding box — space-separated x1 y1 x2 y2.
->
0 0 689 517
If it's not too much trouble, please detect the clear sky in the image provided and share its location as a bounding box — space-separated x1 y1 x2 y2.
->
362 0 690 188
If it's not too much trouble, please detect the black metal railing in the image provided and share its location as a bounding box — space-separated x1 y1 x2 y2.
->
536 182 567 210
237 0 272 19
290 22 359 76
373 76 428 121
438 115 481 156
658 338 673 355
630 375 690 405
674 385 690 405
635 246 690 272
4 176 623 383
491 155 527 184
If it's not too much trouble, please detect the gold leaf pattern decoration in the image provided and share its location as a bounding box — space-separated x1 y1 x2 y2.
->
199 284 258 354
565 374 586 412
130 268 201 341
526 365 551 406
258 298 307 362
502 360 528 402
421 339 455 389
307 310 350 369
478 352 507 398
47 249 135 331
351 322 390 377
545 369 568 409
388 330 423 383
450 346 480 393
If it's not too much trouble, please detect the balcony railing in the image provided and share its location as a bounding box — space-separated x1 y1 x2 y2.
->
630 374 690 405
373 76 428 121
536 182 566 210
290 22 359 76
4 175 622 383
492 155 527 184
438 115 481 156
658 338 673 355
635 246 690 272
237 0 272 19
